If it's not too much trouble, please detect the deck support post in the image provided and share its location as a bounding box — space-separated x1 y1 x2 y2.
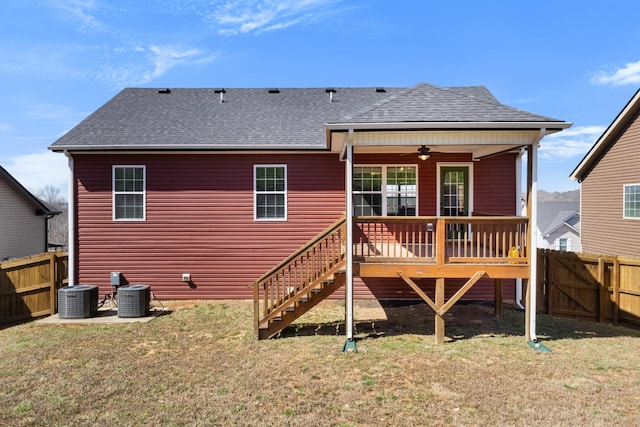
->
342 130 357 353
435 278 445 344
494 278 503 317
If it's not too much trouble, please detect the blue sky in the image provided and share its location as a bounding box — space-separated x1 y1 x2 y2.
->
2 0 640 198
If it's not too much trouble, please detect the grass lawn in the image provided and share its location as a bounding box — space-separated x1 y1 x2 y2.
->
1 300 640 426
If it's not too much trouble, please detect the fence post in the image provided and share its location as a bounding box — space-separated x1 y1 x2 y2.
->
49 252 56 315
612 257 620 325
546 250 554 317
598 257 607 323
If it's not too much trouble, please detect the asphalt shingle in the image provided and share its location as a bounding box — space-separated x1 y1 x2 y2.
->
49 83 565 151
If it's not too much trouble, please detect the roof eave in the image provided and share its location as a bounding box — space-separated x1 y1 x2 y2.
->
326 121 572 132
570 88 640 182
49 144 329 152
0 165 58 215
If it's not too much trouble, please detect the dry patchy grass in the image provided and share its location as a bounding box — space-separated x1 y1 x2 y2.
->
1 300 640 426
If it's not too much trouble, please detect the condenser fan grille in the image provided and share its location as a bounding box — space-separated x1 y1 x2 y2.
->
117 285 150 318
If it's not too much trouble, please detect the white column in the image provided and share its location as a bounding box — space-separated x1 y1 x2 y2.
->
65 151 75 287
345 132 354 343
528 134 541 341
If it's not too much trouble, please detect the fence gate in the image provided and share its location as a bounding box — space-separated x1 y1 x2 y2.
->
540 250 612 322
539 249 640 326
0 252 68 325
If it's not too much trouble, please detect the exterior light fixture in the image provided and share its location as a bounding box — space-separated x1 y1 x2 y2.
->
417 145 430 161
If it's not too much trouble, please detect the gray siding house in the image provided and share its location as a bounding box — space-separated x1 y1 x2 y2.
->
0 165 58 260
536 201 581 252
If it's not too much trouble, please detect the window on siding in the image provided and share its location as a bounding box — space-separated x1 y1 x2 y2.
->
113 166 145 221
255 165 287 220
624 184 640 219
558 238 568 252
353 165 417 216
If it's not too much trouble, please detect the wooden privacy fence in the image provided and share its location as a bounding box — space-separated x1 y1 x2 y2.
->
538 249 640 326
0 252 68 325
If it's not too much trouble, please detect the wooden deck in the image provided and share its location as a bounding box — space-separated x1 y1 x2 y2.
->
253 215 531 342
354 216 529 279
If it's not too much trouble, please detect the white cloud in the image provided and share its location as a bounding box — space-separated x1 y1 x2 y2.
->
47 0 107 32
0 123 12 132
591 60 640 86
539 125 606 161
205 0 348 35
5 151 70 199
139 45 217 83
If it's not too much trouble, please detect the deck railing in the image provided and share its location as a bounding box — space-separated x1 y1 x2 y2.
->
354 216 528 264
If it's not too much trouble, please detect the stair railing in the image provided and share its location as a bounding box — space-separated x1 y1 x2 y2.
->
252 215 347 336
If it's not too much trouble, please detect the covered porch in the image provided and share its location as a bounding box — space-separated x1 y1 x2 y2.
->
337 127 551 349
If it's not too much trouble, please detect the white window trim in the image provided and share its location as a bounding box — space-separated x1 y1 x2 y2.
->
557 238 569 251
436 162 474 217
623 183 640 220
112 165 146 222
254 164 288 221
353 164 419 216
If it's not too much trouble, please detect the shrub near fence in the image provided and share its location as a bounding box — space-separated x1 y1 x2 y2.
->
0 252 68 325
538 249 640 326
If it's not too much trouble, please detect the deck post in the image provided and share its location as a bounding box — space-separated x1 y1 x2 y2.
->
342 131 357 353
494 278 503 317
435 277 445 344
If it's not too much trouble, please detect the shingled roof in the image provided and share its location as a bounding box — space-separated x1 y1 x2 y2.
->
49 83 567 151
0 165 59 216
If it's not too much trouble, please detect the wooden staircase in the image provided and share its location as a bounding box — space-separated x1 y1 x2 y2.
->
252 216 346 339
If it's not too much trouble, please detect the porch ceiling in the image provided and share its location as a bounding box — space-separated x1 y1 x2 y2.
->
331 129 540 160
351 143 523 160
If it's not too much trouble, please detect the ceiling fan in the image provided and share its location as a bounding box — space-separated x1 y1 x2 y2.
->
400 145 438 160
417 145 431 160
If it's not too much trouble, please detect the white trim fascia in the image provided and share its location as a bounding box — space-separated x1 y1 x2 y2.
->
51 144 329 152
327 121 571 132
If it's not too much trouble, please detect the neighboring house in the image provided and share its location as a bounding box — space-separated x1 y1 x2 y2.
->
571 89 640 257
537 201 581 252
49 83 570 342
0 165 59 260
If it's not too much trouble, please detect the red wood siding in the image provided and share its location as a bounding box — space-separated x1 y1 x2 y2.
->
581 110 640 257
74 153 346 298
73 152 517 301
474 153 518 215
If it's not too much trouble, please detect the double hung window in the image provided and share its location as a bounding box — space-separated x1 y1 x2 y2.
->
255 165 287 220
624 184 640 219
113 165 145 221
353 166 417 216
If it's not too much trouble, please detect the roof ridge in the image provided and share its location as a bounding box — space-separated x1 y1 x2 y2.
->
344 82 561 123
343 83 425 121
542 209 580 235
